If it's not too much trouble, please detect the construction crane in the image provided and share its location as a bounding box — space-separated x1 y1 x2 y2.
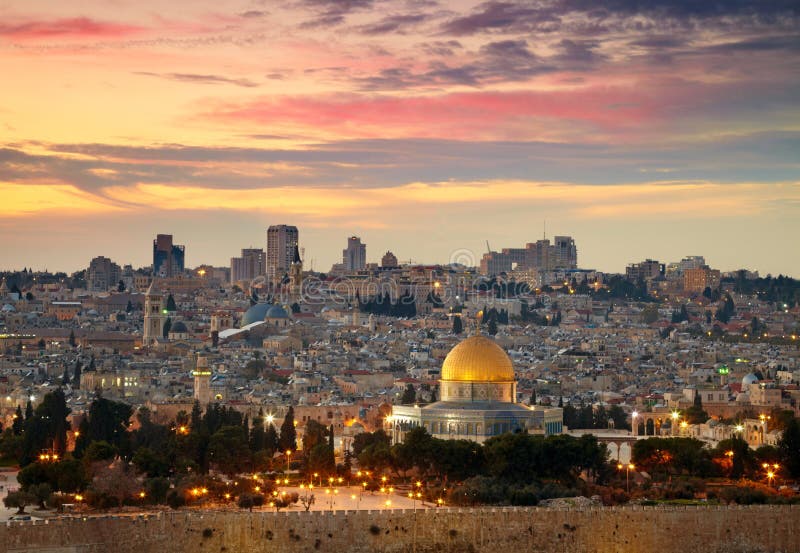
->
486 240 492 253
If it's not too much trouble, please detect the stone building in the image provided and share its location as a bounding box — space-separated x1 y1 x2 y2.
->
390 334 563 444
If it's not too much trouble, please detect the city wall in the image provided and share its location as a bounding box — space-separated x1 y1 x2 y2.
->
2 505 800 553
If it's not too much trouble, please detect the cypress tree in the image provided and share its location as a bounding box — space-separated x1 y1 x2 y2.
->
278 407 297 452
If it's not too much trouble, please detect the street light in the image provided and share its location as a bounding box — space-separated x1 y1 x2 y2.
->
285 450 292 472
617 463 635 494
763 463 780 488
670 411 680 436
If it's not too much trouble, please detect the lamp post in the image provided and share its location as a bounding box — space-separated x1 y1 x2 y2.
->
631 411 639 436
617 463 635 494
670 411 680 436
285 450 292 473
763 463 779 488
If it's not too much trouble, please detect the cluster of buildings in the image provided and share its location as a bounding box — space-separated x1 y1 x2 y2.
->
0 226 798 463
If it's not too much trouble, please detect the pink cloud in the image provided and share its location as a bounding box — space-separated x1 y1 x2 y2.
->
0 17 145 40
203 87 662 141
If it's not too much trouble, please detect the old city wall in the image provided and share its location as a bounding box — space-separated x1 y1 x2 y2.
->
2 505 800 553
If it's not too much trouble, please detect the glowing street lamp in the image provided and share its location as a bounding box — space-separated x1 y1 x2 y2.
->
285 450 292 472
617 463 635 494
670 411 680 436
631 411 639 436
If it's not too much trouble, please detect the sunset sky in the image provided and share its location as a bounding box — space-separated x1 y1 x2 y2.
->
1 1 799 275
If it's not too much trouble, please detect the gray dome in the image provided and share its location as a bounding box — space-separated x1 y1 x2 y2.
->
266 305 289 319
742 373 759 386
170 321 188 333
241 303 271 327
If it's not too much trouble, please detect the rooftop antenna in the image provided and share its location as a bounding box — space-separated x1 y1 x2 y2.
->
543 220 547 240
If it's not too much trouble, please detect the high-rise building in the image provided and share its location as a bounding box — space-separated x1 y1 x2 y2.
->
343 236 367 272
626 259 663 282
479 236 578 275
684 266 721 293
266 225 299 282
553 236 578 269
87 256 121 292
152 234 185 278
230 248 265 283
381 251 399 268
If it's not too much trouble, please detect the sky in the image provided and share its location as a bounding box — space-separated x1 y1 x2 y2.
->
1 0 799 276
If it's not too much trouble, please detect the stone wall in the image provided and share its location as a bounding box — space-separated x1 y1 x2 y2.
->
2 505 799 553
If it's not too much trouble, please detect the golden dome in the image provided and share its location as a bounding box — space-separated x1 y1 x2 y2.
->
440 335 514 382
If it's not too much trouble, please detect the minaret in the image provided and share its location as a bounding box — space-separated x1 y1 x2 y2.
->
142 280 165 346
193 355 213 406
290 244 303 299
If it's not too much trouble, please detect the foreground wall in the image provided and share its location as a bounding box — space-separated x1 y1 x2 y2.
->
3 505 800 553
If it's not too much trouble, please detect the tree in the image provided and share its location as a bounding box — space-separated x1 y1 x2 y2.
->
778 417 800 478
685 393 709 425
400 384 416 405
278 407 297 453
85 397 133 453
29 482 52 509
487 318 498 336
165 294 177 312
452 315 463 335
73 361 82 389
242 359 266 379
126 300 134 313
208 426 251 477
68 330 76 348
3 490 36 514
307 442 335 475
302 420 329 454
117 280 125 293
238 492 257 512
12 406 23 435
162 317 172 338
90 463 140 507
264 424 279 456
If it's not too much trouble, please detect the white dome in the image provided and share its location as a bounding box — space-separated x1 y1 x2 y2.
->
742 373 759 386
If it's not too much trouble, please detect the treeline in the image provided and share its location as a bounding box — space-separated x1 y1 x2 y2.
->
354 427 609 506
727 273 800 307
357 291 417 317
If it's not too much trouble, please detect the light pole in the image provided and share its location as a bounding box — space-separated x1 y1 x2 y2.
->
763 463 779 488
617 463 635 494
285 450 292 473
670 411 680 436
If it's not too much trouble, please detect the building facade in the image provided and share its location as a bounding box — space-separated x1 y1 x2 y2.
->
152 234 185 278
343 236 367 272
87 256 121 292
231 248 265 283
266 225 299 282
390 335 563 444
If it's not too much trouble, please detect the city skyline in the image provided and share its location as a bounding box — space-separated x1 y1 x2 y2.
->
1 1 799 275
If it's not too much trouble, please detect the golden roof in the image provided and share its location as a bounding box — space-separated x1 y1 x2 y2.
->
440 335 515 382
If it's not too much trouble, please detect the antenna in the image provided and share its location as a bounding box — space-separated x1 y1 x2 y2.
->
543 220 547 240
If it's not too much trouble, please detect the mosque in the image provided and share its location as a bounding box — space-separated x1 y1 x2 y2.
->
389 334 563 444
